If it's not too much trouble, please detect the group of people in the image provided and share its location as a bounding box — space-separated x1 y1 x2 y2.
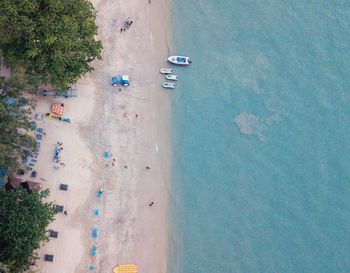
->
54 142 65 166
120 18 133 32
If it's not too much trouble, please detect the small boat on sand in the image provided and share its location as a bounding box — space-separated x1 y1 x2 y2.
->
167 56 192 65
165 74 178 81
160 68 173 74
162 82 176 89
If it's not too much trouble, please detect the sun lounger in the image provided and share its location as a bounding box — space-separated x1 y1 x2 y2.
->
49 230 59 238
44 254 54 262
34 113 43 120
31 171 37 178
60 184 68 191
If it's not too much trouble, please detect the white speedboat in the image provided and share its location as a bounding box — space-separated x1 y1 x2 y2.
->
167 56 192 65
162 82 176 89
165 74 178 81
160 67 173 74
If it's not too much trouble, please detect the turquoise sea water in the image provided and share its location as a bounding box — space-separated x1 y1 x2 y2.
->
169 1 350 272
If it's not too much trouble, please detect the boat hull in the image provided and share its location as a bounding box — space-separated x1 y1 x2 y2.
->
165 74 178 81
162 82 176 89
160 68 173 74
167 56 191 66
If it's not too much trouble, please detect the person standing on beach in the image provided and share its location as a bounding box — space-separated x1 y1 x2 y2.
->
149 0 151 3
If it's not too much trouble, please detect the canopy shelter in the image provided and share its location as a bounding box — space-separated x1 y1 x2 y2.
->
55 205 64 213
51 103 65 116
49 230 59 238
44 254 54 262
113 264 138 273
60 184 68 191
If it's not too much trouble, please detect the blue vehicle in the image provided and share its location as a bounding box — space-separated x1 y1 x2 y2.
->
112 75 129 86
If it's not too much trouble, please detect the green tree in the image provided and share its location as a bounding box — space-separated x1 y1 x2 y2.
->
0 76 36 172
0 0 102 89
0 189 56 272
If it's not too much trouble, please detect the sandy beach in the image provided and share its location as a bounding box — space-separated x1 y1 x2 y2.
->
32 0 171 272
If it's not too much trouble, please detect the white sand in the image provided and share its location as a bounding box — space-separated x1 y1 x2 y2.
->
33 0 171 272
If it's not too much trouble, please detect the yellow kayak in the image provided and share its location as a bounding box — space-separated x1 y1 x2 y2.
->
46 113 71 123
113 264 138 273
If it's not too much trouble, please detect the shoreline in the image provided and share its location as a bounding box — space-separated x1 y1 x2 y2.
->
34 0 172 272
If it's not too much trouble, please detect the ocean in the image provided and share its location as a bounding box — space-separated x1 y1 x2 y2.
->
169 1 350 272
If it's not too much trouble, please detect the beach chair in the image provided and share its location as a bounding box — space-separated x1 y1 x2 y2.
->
17 169 25 176
60 184 68 191
44 254 54 262
34 113 43 120
49 230 59 238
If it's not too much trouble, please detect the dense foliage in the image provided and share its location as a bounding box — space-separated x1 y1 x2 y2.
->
0 0 102 89
0 189 57 272
0 76 36 173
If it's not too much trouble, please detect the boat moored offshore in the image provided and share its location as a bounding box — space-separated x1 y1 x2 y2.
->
160 67 173 74
162 82 176 89
165 74 178 81
167 55 192 65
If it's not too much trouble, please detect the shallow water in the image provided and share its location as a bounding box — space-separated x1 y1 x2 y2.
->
169 1 350 272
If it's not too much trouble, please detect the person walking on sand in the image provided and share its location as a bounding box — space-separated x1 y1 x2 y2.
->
149 202 154 207
149 0 151 3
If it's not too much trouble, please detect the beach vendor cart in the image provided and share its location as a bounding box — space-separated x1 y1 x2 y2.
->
113 264 138 273
112 75 130 86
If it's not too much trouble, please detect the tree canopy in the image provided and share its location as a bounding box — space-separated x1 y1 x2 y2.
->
0 0 102 89
0 189 57 272
0 76 36 173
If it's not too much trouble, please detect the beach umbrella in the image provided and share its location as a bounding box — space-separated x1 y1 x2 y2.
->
92 228 98 238
91 246 97 256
